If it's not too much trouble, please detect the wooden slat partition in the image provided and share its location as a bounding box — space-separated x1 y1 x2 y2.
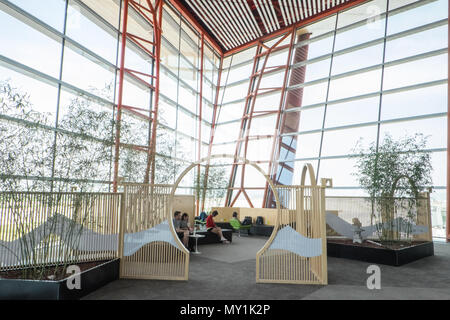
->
325 193 433 242
256 164 328 285
0 192 121 272
119 184 189 280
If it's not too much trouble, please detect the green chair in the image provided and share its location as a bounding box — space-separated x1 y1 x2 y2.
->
229 218 251 237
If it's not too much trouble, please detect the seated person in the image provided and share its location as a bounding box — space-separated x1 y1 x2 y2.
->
173 211 189 249
195 211 208 222
230 212 252 235
231 212 252 226
206 210 230 244
230 212 239 223
194 211 207 228
180 213 193 232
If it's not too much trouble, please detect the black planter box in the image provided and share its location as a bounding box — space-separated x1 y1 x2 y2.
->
327 241 434 266
0 259 119 300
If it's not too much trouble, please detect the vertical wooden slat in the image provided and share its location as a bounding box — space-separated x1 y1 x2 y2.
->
258 164 328 284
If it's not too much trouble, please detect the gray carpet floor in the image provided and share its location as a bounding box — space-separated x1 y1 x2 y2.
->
83 236 450 300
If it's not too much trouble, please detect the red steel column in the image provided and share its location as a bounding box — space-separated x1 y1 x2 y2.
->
113 0 129 192
197 34 204 216
262 27 296 207
148 1 163 186
265 31 311 207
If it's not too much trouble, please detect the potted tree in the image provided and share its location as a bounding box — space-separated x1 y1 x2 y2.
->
326 133 434 266
0 81 120 299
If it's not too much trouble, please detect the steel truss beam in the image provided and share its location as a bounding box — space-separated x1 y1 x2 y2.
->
113 0 163 192
224 30 295 208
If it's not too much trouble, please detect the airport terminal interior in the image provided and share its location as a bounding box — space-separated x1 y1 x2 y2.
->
0 0 449 300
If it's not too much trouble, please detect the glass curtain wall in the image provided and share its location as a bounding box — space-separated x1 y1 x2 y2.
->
282 0 448 238
213 0 447 238
0 0 220 194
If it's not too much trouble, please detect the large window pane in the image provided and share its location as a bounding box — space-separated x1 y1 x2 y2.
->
332 44 384 75
0 9 62 78
214 122 240 144
328 69 382 101
385 25 447 62
0 65 59 126
67 0 118 64
217 102 245 123
325 96 380 128
296 58 331 83
293 81 328 106
321 125 378 157
318 157 360 187
295 132 322 159
379 116 447 150
387 0 448 35
62 47 115 100
58 89 114 140
383 54 448 90
381 84 447 120
9 0 66 31
335 0 387 51
249 115 276 136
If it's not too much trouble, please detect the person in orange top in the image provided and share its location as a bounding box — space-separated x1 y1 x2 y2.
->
206 210 230 244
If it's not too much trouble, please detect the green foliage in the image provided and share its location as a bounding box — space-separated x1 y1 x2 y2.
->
0 80 182 191
0 80 182 279
0 80 53 191
53 88 115 192
353 133 433 242
353 133 432 199
194 164 228 209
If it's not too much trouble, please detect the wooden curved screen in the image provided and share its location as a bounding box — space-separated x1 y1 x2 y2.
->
119 183 189 280
257 164 328 285
168 154 282 282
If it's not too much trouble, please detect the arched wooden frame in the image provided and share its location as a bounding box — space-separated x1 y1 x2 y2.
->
257 163 328 284
167 154 282 281
389 175 418 199
119 183 189 280
301 163 317 186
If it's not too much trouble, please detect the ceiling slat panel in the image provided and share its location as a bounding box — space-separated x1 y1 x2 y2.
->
237 0 262 39
240 0 263 38
279 0 290 26
226 1 255 43
217 1 249 44
188 0 232 49
180 0 364 51
297 0 304 20
233 1 256 42
265 0 280 30
292 0 300 21
255 0 272 33
199 0 240 47
190 0 233 49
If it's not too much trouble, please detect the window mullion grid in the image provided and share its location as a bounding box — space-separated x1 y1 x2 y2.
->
375 0 390 155
50 0 69 192
316 14 338 182
174 13 182 183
